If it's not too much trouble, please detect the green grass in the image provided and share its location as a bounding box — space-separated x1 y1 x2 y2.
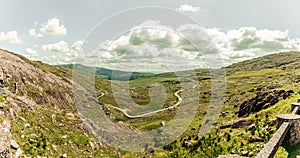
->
7 51 300 157
0 94 7 103
285 142 300 158
11 106 145 157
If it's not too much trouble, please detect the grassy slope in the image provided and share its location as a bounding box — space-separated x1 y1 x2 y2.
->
95 51 300 157
6 51 300 157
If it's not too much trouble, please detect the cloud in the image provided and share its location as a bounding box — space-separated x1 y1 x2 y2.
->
177 4 201 13
220 51 255 60
207 27 300 60
40 18 67 35
65 40 83 58
70 41 83 52
41 55 57 63
41 40 84 64
58 20 300 71
99 21 217 56
0 31 23 44
25 48 38 57
40 40 83 64
83 21 217 71
176 24 218 54
42 41 69 53
29 29 43 38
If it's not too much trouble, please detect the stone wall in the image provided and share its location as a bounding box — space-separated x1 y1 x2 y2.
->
256 99 300 158
256 122 290 158
277 114 300 146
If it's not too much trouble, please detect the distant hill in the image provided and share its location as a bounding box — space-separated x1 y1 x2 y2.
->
58 64 154 80
226 51 300 74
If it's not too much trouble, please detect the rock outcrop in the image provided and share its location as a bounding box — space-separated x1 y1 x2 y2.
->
0 120 11 158
238 89 294 117
0 49 74 110
0 119 22 158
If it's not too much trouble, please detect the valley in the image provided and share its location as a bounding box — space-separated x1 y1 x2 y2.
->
1 49 300 157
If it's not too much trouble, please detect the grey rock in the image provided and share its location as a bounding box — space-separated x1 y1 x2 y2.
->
241 151 249 156
247 124 256 130
11 139 19 150
248 152 254 157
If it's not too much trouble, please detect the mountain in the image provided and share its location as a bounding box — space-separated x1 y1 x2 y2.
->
0 49 132 157
226 52 300 73
1 48 300 157
58 64 154 80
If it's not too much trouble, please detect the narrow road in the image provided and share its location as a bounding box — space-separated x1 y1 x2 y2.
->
98 89 184 119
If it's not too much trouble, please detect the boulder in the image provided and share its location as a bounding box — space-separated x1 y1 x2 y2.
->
238 89 294 117
243 136 264 143
231 119 253 129
247 124 256 130
241 151 249 156
15 148 23 157
10 139 19 150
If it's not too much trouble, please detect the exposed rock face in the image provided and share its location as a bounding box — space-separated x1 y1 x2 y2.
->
0 49 91 157
238 89 294 117
0 120 11 158
0 49 74 110
0 119 23 158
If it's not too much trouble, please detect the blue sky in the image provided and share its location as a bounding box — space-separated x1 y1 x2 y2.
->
1 0 300 71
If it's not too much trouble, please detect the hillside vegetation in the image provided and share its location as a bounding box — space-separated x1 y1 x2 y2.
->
1 49 300 157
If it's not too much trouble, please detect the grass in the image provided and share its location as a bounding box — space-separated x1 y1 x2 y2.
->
10 105 145 157
0 94 7 103
93 63 300 157
285 142 300 158
5 50 300 157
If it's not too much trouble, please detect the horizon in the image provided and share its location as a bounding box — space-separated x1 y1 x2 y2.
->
3 46 298 74
1 1 300 72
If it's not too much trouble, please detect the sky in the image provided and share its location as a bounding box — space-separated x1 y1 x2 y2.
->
1 0 300 72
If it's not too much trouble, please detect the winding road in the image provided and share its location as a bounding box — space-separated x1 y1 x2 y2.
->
98 89 184 119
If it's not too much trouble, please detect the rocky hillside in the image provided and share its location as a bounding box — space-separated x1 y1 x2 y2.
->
0 49 74 110
162 51 300 157
0 49 76 157
227 52 300 74
0 49 131 157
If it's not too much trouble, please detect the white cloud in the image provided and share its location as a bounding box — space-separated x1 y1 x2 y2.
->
0 31 23 44
42 41 69 53
25 48 38 57
177 4 201 13
43 40 84 64
40 18 67 35
29 29 43 38
41 55 57 63
85 21 217 71
54 20 300 71
176 24 218 54
65 40 83 58
220 51 255 60
208 27 300 55
70 41 83 52
40 40 84 64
